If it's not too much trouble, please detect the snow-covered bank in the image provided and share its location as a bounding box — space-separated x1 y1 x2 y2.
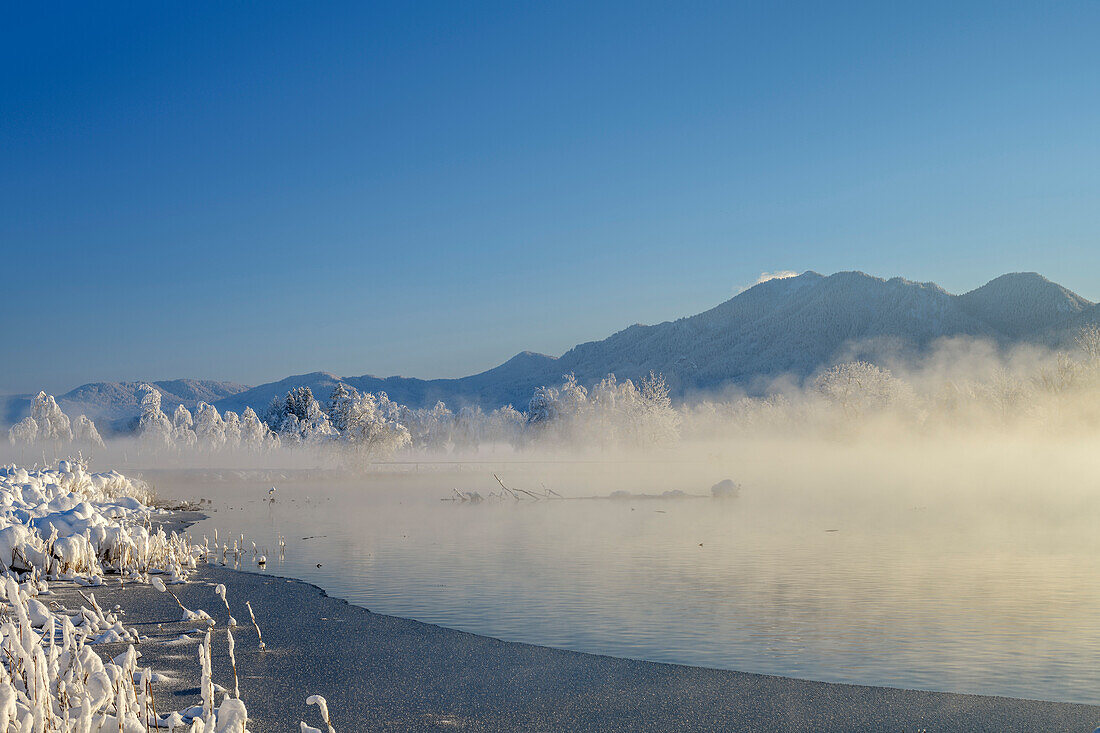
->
0 461 328 733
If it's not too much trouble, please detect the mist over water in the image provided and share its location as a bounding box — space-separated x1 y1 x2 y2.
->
146 430 1100 705
8 334 1100 703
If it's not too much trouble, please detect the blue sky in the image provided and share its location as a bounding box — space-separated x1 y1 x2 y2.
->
2 1 1098 394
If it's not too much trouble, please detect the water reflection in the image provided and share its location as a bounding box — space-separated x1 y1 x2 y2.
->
154 454 1100 706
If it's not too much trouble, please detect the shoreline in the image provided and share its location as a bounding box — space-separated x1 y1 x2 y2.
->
65 508 1100 732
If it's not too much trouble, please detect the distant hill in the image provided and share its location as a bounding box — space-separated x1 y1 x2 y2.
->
957 272 1092 338
1 380 250 434
215 270 1095 413
4 271 1096 427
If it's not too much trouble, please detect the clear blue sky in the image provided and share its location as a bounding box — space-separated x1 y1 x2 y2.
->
2 1 1098 394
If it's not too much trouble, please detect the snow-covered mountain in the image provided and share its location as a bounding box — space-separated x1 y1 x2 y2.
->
215 270 1095 413
5 271 1096 426
957 272 1092 338
1 380 250 433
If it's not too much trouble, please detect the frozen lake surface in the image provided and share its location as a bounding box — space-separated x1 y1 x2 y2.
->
153 459 1100 706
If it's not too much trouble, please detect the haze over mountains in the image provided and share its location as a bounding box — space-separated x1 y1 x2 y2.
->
6 271 1098 430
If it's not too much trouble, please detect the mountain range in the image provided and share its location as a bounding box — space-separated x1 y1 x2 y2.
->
4 271 1098 431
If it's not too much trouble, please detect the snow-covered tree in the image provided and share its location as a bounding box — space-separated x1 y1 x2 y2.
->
171 404 197 449
137 384 172 448
172 404 193 431
263 397 284 431
637 372 681 446
285 387 315 424
270 388 336 444
340 390 411 457
586 372 680 447
223 410 242 448
1075 325 1100 388
524 372 678 448
194 402 227 450
73 415 105 449
527 385 559 426
327 383 358 433
981 369 1030 424
558 373 589 417
402 401 454 451
277 413 303 445
8 416 38 446
7 393 107 450
30 391 72 442
452 406 485 452
487 405 526 447
304 399 337 442
240 406 276 450
325 383 360 433
813 362 911 419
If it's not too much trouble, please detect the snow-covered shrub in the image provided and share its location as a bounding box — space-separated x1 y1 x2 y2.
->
0 460 276 731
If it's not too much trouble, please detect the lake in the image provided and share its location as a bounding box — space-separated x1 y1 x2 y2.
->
149 441 1100 706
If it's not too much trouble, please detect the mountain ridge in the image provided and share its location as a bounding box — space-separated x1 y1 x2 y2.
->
4 271 1096 427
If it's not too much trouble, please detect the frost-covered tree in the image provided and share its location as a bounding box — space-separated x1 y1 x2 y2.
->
30 391 72 442
277 413 303 445
194 402 227 450
73 415 106 449
525 372 677 448
338 390 411 457
452 406 485 452
487 405 526 447
8 416 38 446
586 372 680 447
1075 325 1100 385
588 374 634 445
558 373 589 417
982 369 1030 424
240 406 275 450
285 387 315 423
637 372 681 446
528 374 600 444
223 410 242 448
527 385 559 426
813 362 910 418
137 384 173 448
401 401 454 451
270 388 336 445
529 373 589 431
327 383 358 433
171 404 197 449
172 404 193 432
263 397 284 432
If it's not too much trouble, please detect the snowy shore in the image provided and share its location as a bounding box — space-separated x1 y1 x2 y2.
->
7 463 1100 732
0 462 281 732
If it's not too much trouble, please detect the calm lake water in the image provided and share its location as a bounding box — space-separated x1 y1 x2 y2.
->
151 451 1100 706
